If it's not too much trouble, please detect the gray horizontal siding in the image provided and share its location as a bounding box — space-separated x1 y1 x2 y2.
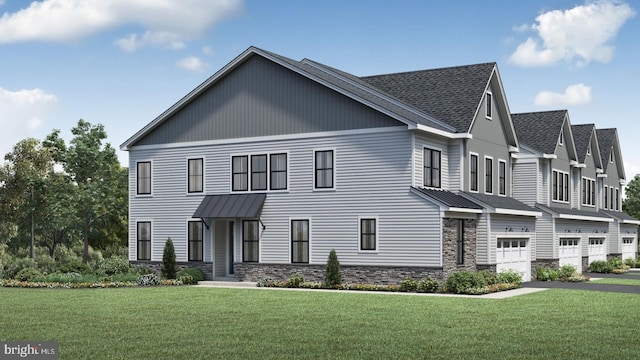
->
414 134 450 190
488 215 536 264
136 55 401 146
535 212 554 259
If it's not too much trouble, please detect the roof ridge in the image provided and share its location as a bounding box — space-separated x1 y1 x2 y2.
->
512 109 568 116
361 62 496 78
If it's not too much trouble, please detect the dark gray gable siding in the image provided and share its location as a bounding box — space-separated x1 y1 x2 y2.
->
360 63 496 133
136 54 402 146
512 110 567 155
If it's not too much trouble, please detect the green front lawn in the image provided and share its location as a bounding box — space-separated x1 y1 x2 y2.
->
590 278 640 286
1 287 638 359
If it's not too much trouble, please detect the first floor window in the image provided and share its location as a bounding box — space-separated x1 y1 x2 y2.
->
291 220 309 263
315 150 334 189
137 222 151 260
456 220 464 265
188 158 203 193
470 154 478 192
188 221 203 261
360 218 377 251
485 158 493 193
232 156 249 191
243 220 259 262
499 160 506 195
424 148 441 188
137 161 151 195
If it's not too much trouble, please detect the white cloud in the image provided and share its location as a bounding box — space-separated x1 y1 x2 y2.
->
510 1 635 66
0 87 58 158
202 45 214 55
512 23 530 32
534 83 592 106
0 0 243 51
176 56 208 72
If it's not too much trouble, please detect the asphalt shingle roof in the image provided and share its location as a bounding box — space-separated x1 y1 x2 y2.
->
535 203 612 221
600 210 640 223
596 128 616 172
511 110 567 154
360 63 496 133
462 192 538 213
412 187 483 209
571 124 596 163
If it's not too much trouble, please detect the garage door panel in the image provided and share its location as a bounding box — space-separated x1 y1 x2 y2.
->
559 238 582 272
496 238 530 282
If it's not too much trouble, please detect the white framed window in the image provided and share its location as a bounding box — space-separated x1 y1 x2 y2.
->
498 159 507 196
616 188 620 211
552 169 569 203
231 152 288 192
610 150 614 163
423 147 442 188
232 155 249 191
270 153 288 190
136 221 151 260
187 220 204 261
485 156 493 194
470 153 479 192
242 220 260 262
187 158 204 194
485 91 492 119
586 143 591 156
291 219 310 263
359 217 378 252
251 154 268 191
136 161 152 196
581 177 595 207
610 186 614 210
314 149 335 190
559 129 564 146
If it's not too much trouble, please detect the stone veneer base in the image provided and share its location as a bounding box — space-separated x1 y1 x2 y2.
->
130 261 214 280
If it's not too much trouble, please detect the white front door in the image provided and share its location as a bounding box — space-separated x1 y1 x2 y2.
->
559 238 582 272
588 238 606 264
496 238 530 282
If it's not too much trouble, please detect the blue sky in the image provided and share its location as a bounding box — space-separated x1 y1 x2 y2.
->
0 0 638 180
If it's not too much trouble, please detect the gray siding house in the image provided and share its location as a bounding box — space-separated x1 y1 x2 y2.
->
120 46 637 282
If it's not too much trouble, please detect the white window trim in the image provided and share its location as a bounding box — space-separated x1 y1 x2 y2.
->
581 176 596 207
358 216 379 253
616 188 620 211
135 219 153 261
289 217 312 264
484 155 494 195
423 145 444 189
313 148 336 191
485 91 492 120
603 185 609 210
469 152 479 193
559 129 564 146
135 160 153 197
498 159 507 197
229 151 290 193
186 156 206 196
552 169 570 204
586 142 591 156
610 150 614 163
185 219 205 262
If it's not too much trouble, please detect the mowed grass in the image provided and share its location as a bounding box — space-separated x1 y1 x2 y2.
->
1 287 639 359
591 278 640 286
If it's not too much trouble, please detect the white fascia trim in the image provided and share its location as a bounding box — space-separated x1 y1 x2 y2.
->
596 168 603 174
620 179 626 185
128 126 407 152
597 173 608 178
572 163 586 168
543 154 557 159
511 153 539 161
495 208 542 217
622 219 640 225
448 207 483 214
415 124 471 139
508 145 519 153
558 214 613 222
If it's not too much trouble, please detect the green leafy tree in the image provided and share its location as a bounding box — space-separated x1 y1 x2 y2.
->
623 174 640 220
324 249 342 288
161 238 177 279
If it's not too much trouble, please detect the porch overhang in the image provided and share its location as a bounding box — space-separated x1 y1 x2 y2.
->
193 193 266 228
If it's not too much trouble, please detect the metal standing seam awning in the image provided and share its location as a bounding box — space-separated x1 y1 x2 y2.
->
192 193 266 228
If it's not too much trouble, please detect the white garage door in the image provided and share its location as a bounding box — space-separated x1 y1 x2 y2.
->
559 238 582 273
588 238 606 264
622 237 636 260
496 238 530 282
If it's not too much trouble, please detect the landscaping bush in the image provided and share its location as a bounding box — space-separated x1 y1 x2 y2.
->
256 278 281 287
444 271 487 294
4 257 37 280
400 277 418 292
136 273 160 286
287 273 305 288
178 274 195 285
479 270 500 285
559 264 578 281
588 260 612 273
324 249 342 288
536 266 559 281
34 255 58 275
102 246 128 259
97 255 132 276
161 238 177 279
134 265 156 275
417 277 440 293
177 267 205 282
14 267 43 282
624 258 637 268
498 270 523 285
57 260 92 274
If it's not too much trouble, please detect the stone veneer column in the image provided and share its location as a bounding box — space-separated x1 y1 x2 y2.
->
442 218 477 279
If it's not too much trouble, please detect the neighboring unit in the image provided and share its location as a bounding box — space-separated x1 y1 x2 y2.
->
121 46 638 282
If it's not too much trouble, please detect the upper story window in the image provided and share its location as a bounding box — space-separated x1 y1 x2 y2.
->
610 150 614 163
314 150 334 189
233 153 288 192
485 157 493 194
499 160 506 196
187 158 203 193
485 92 492 119
586 143 591 156
559 130 564 146
423 148 441 188
470 154 478 192
616 188 620 211
582 177 595 207
604 185 609 210
552 170 569 203
136 161 151 195
610 186 614 210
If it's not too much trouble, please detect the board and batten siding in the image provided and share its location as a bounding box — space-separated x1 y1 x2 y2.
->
488 215 536 264
476 214 490 264
128 128 445 267
413 133 450 190
539 161 549 205
512 160 537 206
448 140 463 191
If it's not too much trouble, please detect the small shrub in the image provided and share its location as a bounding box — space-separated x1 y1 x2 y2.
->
102 246 128 259
400 277 418 292
287 273 305 288
588 260 612 273
161 238 177 279
417 277 440 293
608 257 624 270
57 260 92 274
14 267 43 282
612 266 630 274
324 249 342 288
444 271 487 294
136 273 160 286
177 267 205 282
498 270 523 285
178 274 195 285
536 267 559 281
97 255 132 276
299 282 324 289
479 270 500 285
35 255 58 275
4 257 37 280
567 273 590 282
559 264 578 281
624 258 637 267
134 265 156 275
